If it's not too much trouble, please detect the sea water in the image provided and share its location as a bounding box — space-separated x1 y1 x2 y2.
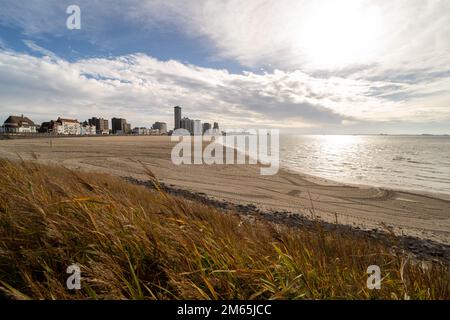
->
280 135 450 195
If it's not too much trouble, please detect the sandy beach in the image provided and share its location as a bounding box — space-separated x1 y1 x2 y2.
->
0 135 449 245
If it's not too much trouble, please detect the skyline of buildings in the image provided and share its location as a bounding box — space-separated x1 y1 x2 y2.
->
174 106 220 135
0 106 219 135
1 105 219 136
1 114 168 136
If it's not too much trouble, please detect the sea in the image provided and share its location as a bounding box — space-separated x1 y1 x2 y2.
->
279 135 450 195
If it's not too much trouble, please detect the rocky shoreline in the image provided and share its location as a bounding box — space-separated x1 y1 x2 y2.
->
126 177 450 266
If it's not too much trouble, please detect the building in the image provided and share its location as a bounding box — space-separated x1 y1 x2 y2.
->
111 118 131 134
56 118 81 135
174 106 182 130
39 120 58 134
180 117 194 135
203 123 211 134
112 117 126 134
152 122 167 134
193 120 202 136
132 127 162 135
80 121 96 135
39 118 83 135
2 115 37 133
125 123 131 134
132 127 149 135
89 117 109 135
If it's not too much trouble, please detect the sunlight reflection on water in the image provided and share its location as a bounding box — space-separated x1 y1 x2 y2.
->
280 135 450 195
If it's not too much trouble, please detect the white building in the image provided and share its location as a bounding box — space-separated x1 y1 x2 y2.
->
80 122 96 135
56 118 81 135
3 115 37 133
193 120 202 136
132 127 162 135
132 127 147 135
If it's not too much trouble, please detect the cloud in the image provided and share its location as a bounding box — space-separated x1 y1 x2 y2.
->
0 47 449 132
107 0 450 75
23 40 60 60
0 1 449 132
2 1 450 75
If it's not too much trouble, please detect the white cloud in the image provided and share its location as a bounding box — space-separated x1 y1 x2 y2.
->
2 0 450 79
0 48 449 131
23 40 60 60
3 0 450 73
127 0 450 74
0 1 449 132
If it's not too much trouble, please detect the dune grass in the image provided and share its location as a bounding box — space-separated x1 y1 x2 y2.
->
0 159 448 300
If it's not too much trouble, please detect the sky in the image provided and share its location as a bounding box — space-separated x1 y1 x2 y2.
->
0 0 449 134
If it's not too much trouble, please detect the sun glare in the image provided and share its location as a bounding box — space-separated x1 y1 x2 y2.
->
297 0 384 69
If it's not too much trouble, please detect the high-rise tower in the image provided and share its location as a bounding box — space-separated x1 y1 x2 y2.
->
174 106 182 130
193 120 202 136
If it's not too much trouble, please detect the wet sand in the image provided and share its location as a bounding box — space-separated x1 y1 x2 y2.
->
0 135 449 245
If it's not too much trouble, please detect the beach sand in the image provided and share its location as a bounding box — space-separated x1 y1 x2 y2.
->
1 135 449 245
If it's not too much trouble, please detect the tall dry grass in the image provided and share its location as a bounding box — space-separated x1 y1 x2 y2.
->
0 159 448 300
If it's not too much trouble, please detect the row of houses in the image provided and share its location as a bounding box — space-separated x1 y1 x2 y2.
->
0 115 168 136
39 118 96 135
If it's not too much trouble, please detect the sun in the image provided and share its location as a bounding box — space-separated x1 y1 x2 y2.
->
296 0 384 69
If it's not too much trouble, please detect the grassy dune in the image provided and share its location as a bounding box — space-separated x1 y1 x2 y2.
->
0 159 448 300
